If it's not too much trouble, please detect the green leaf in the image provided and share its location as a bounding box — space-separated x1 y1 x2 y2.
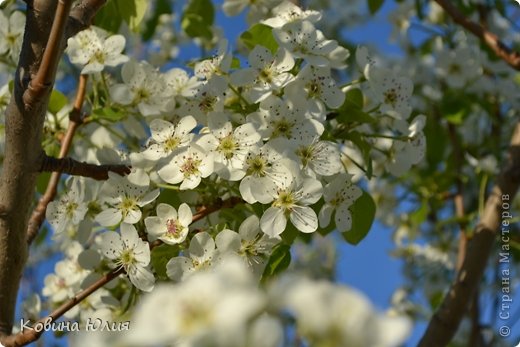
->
280 221 299 244
344 88 363 109
122 0 148 31
261 243 291 282
424 115 446 168
240 24 279 54
91 107 125 122
444 109 465 125
182 0 215 40
342 190 376 245
48 89 68 115
36 172 51 195
230 57 241 69
410 201 429 225
368 0 385 14
94 1 123 32
336 89 375 125
142 0 172 40
156 187 182 206
151 244 179 280
95 0 149 32
345 131 373 179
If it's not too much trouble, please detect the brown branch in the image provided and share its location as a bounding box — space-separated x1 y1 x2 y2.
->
467 292 483 347
2 196 244 346
434 0 520 70
65 0 107 40
38 155 131 180
26 75 88 245
447 124 468 270
23 0 74 108
418 122 520 346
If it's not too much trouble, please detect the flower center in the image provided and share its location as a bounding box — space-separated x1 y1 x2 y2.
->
166 219 181 236
217 135 238 159
246 155 267 176
272 119 294 138
164 136 180 152
199 94 217 113
296 145 314 167
120 249 135 266
181 157 201 177
273 190 295 212
119 197 137 217
384 89 398 106
65 201 79 218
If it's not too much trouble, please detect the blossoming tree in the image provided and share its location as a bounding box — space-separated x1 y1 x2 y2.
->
0 0 518 346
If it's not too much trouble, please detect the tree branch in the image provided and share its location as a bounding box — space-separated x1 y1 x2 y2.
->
26 75 88 245
38 155 131 180
434 0 520 70
65 0 107 40
418 122 520 346
446 123 468 270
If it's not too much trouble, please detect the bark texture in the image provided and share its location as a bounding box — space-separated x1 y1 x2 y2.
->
0 0 107 336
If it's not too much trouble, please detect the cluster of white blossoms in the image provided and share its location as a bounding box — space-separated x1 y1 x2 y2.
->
29 1 422 343
37 1 427 304
124 257 411 347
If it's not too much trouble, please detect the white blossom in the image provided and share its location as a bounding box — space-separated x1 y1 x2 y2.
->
366 65 413 119
142 116 196 160
273 20 349 68
110 60 169 116
260 172 322 236
215 215 279 275
144 203 192 245
46 177 88 234
247 95 323 142
95 172 160 226
262 1 321 28
0 10 24 61
319 174 362 231
66 26 128 74
230 45 295 103
198 116 262 180
158 144 214 190
99 223 155 292
166 232 218 281
275 277 411 347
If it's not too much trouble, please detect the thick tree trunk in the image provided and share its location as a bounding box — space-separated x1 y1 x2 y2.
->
0 0 59 335
0 0 107 336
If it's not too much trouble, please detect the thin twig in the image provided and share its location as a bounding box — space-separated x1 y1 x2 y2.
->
27 75 88 245
446 123 468 270
434 0 520 70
